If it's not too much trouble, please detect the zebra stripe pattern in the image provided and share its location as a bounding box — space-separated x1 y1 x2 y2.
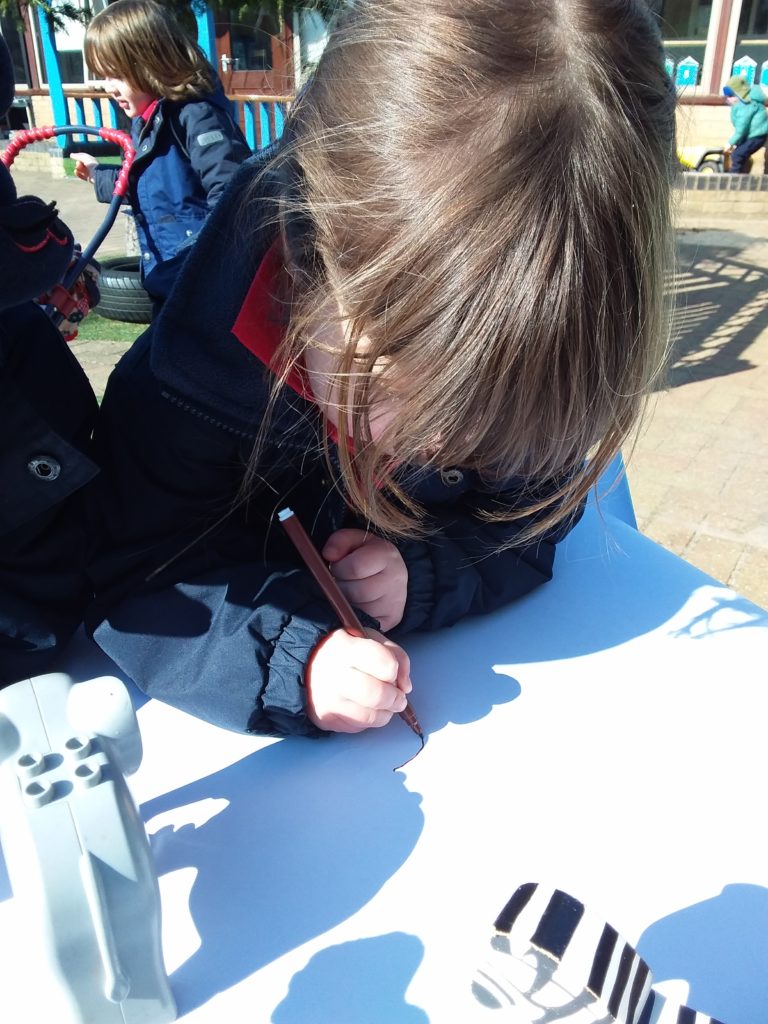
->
472 882 727 1024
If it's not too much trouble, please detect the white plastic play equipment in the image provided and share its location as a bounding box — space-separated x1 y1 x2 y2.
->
0 672 175 1024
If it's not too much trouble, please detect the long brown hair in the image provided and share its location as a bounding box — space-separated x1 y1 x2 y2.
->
263 0 677 544
84 0 214 102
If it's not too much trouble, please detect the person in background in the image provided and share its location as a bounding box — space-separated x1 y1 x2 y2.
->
0 34 99 685
72 0 250 308
86 0 677 738
722 74 768 174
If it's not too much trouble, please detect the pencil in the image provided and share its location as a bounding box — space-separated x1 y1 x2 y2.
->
277 507 424 750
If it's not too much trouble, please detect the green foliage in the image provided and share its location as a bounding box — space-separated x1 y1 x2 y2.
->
0 0 88 31
209 0 341 26
0 0 341 32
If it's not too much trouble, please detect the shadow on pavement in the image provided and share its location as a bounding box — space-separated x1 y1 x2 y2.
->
668 232 768 388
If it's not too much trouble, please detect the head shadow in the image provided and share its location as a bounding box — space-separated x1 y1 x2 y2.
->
140 729 428 1015
475 501 768 670
637 883 768 1024
271 932 428 1024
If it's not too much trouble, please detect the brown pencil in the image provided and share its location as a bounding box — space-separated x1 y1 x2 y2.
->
277 507 424 755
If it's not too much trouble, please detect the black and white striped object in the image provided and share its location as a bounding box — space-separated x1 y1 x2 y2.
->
472 882 726 1024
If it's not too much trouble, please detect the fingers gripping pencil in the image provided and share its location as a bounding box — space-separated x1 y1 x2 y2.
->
277 507 425 767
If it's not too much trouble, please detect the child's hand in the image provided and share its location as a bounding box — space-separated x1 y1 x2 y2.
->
70 153 98 183
305 627 412 733
323 528 408 631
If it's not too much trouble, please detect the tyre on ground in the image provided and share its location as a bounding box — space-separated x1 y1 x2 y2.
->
96 256 154 325
696 158 724 173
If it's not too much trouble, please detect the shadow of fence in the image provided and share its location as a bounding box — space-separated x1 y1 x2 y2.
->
667 234 768 388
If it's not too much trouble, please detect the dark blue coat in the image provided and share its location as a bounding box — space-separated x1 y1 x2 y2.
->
0 161 99 685
86 157 582 736
1 304 98 684
93 84 250 299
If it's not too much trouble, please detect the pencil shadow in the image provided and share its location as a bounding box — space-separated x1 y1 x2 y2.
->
271 933 428 1024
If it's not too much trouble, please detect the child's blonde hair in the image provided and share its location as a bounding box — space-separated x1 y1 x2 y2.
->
267 0 677 544
84 0 214 102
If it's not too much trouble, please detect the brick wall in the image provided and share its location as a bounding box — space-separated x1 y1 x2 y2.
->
677 104 733 164
678 171 768 219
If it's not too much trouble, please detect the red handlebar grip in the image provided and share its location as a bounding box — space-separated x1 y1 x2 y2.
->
1 126 57 167
97 127 135 197
0 125 135 197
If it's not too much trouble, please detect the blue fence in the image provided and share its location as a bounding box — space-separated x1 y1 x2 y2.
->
59 89 288 152
230 96 289 150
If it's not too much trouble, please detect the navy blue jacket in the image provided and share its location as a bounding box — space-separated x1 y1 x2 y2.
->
86 157 582 736
93 83 250 298
1 304 99 684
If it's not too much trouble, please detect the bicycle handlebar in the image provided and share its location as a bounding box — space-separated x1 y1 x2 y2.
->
1 125 135 197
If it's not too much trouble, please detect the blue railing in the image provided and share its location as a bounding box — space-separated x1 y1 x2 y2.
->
229 95 290 151
60 89 289 151
63 91 122 140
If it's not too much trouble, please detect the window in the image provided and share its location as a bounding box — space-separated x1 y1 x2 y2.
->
650 0 713 38
1 18 32 85
739 0 768 36
734 0 768 86
58 49 84 84
649 0 714 86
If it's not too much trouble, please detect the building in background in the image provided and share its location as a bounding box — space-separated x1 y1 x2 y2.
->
0 2 328 142
1 1 766 164
650 0 768 162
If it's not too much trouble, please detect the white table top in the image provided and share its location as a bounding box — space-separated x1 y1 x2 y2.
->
2 503 767 1023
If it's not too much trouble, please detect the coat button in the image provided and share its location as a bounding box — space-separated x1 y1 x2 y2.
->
28 456 61 481
440 468 464 486
143 252 151 261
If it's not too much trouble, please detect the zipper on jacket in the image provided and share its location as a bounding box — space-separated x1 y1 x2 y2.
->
160 389 258 439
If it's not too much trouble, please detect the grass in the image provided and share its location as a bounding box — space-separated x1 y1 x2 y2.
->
62 154 123 177
77 310 144 344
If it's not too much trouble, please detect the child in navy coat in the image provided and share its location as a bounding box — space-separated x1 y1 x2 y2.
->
72 0 250 305
0 35 99 684
87 0 678 738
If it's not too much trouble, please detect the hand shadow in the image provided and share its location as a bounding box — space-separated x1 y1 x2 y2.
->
271 933 428 1024
637 883 768 1024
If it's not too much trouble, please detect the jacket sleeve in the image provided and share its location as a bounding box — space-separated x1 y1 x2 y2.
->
729 102 756 146
92 165 121 204
178 100 251 209
91 564 344 736
86 336 374 737
393 477 584 634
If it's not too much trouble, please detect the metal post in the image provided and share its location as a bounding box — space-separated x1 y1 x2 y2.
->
36 6 68 147
194 3 217 64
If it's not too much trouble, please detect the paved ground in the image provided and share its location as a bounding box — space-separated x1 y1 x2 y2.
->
628 216 768 609
11 167 768 610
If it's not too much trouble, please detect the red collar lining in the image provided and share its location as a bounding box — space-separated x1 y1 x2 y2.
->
231 239 340 444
